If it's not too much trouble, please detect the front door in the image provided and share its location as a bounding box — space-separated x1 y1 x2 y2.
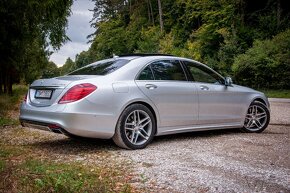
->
182 60 244 125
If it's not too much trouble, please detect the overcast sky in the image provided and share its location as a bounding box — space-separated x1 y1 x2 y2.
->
49 0 95 66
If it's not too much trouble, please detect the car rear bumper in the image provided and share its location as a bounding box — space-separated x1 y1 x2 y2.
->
19 102 117 139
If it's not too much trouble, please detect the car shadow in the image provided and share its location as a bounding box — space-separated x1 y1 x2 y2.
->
31 137 119 155
30 128 242 154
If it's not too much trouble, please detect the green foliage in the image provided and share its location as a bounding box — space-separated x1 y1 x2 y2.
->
42 62 60 78
0 144 133 193
259 89 290 98
59 57 76 75
0 85 27 126
233 29 290 89
2 0 288 90
0 160 5 172
0 0 73 93
75 51 95 69
82 0 290 89
20 159 111 192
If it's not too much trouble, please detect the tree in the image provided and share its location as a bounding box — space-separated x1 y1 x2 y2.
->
59 58 76 75
157 0 164 32
42 62 60 78
0 0 73 94
232 29 290 89
81 0 290 89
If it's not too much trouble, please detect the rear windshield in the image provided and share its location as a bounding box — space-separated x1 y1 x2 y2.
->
69 59 130 75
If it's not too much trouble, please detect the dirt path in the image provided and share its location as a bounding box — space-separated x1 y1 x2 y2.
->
1 101 289 192
118 101 290 192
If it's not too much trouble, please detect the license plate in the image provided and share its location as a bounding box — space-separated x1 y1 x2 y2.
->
35 89 52 99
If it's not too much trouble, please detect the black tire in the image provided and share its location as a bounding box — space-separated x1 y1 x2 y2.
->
240 101 270 133
113 104 156 150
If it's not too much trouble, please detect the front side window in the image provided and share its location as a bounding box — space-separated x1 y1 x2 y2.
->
69 59 129 75
150 60 187 81
183 61 224 84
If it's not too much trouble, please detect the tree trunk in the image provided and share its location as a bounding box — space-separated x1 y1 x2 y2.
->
147 0 151 23
3 65 7 93
149 0 154 25
0 67 2 94
277 0 281 29
157 0 163 32
129 0 132 15
8 76 12 95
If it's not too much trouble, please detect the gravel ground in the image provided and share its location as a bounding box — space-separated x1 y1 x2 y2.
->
118 100 290 192
269 99 290 125
2 100 289 193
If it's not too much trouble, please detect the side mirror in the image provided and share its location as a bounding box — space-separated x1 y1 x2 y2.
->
225 77 233 86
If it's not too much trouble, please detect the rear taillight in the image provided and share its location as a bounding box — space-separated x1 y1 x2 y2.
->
24 93 28 102
58 83 97 104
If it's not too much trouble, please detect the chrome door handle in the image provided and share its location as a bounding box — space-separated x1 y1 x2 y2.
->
145 84 157 90
200 85 209 90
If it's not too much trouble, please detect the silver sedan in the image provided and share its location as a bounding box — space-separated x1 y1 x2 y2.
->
20 54 270 149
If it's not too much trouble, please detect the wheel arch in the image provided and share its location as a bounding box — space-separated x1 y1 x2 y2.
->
122 100 159 135
242 95 270 124
253 98 267 106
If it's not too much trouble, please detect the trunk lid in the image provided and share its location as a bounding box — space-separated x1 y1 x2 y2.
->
29 75 95 107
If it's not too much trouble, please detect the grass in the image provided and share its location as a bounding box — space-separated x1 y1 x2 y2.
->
0 144 134 193
0 85 28 126
259 89 290 98
19 159 130 193
0 85 135 192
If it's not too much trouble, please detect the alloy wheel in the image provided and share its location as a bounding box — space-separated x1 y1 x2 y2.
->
244 104 268 132
124 110 152 145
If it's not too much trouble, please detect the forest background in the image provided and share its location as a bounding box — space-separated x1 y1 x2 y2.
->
1 0 289 94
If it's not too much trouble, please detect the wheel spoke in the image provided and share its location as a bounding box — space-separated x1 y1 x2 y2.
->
245 114 252 120
133 111 137 125
125 122 134 126
125 127 134 131
140 119 151 128
251 106 255 114
139 131 149 140
246 120 252 128
139 116 150 125
256 112 266 119
249 121 255 128
133 132 139 144
140 128 149 136
131 131 136 143
137 111 140 123
254 120 262 128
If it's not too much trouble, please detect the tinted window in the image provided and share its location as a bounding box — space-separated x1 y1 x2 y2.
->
150 60 186 81
69 59 129 75
138 66 154 80
183 61 224 84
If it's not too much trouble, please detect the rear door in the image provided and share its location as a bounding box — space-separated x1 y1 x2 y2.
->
135 60 198 127
182 60 244 125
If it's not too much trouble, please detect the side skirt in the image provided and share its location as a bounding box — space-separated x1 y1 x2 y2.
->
156 123 242 136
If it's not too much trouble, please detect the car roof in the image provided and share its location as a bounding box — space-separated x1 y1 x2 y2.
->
113 53 175 61
118 53 174 57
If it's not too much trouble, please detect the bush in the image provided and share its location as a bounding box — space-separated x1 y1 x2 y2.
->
232 29 290 89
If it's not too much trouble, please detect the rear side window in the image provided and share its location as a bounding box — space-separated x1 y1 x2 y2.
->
69 59 129 75
150 60 186 81
138 66 154 80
